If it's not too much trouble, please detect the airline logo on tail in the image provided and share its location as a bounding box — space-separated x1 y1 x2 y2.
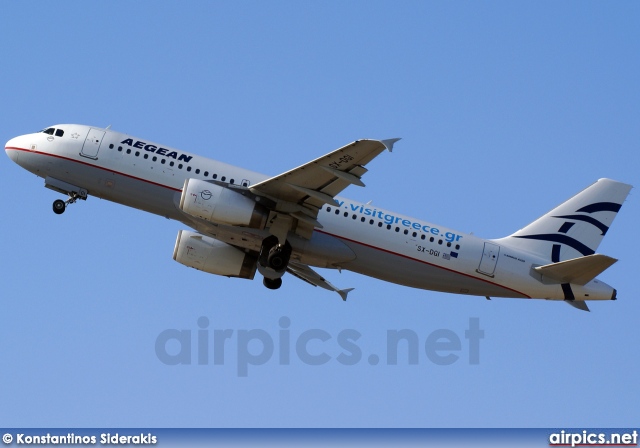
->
501 178 632 263
515 201 622 262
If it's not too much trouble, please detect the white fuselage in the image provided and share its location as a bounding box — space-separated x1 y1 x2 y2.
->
5 125 617 303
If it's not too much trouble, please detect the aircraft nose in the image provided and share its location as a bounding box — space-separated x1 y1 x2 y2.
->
5 136 24 163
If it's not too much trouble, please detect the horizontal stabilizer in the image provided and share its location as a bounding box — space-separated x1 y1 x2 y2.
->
534 254 617 285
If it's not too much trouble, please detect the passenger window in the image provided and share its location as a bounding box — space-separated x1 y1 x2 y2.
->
378 222 383 227
178 164 183 169
195 169 200 174
187 166 192 172
421 235 426 240
152 156 157 162
221 176 226 182
135 151 140 156
55 129 64 137
126 149 131 154
109 144 114 149
335 209 339 215
344 212 348 217
161 159 166 164
213 174 217 179
170 161 174 166
230 179 234 184
455 244 460 250
204 171 209 177
326 207 331 212
144 154 148 159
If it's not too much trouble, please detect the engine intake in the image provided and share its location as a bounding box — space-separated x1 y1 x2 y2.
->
173 230 257 279
179 178 268 228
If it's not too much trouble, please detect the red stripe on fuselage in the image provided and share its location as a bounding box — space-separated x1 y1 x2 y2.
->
7 146 530 298
5 146 182 192
316 229 531 298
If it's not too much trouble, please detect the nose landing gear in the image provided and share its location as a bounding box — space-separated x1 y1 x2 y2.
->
52 191 86 215
45 177 88 215
52 199 66 214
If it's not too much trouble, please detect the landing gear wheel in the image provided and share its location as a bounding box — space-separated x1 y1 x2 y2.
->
268 247 288 270
263 277 283 290
53 199 66 215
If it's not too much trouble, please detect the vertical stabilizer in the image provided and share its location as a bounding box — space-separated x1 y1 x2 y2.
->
496 179 632 262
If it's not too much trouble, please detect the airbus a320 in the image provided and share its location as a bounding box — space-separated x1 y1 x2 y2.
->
5 125 632 311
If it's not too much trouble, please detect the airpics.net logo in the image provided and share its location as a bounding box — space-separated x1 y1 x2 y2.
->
155 317 484 377
549 430 638 447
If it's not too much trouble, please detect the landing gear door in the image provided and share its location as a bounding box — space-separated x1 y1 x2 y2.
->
477 242 500 277
80 128 105 159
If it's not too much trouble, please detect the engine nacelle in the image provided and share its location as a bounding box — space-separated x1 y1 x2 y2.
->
173 230 257 279
179 178 268 228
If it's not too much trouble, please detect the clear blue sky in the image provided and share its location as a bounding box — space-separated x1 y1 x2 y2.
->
1 1 638 428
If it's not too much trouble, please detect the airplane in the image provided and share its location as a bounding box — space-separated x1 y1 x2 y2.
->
5 124 632 311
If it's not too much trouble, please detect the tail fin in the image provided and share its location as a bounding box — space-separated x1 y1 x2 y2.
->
496 178 632 262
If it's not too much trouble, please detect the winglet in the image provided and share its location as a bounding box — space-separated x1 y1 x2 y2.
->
380 138 401 152
566 300 590 312
338 288 355 301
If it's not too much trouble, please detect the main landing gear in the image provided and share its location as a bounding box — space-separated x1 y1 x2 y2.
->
52 192 85 215
257 235 292 290
263 277 283 290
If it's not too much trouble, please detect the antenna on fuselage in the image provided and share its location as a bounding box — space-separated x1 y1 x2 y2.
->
105 124 112 130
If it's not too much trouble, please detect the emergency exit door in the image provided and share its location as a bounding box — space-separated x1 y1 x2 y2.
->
80 128 105 159
477 242 500 277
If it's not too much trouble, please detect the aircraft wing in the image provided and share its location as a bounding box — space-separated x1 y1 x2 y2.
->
287 261 354 301
250 138 399 237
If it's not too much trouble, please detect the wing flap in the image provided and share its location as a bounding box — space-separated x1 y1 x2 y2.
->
534 254 617 285
287 261 354 301
250 138 398 206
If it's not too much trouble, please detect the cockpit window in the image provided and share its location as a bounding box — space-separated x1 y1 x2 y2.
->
40 128 64 137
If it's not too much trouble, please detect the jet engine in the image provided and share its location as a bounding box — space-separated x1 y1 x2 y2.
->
179 179 268 228
173 230 257 279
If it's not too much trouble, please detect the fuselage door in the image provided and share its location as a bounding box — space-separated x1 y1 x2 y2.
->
477 242 500 277
80 128 105 159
